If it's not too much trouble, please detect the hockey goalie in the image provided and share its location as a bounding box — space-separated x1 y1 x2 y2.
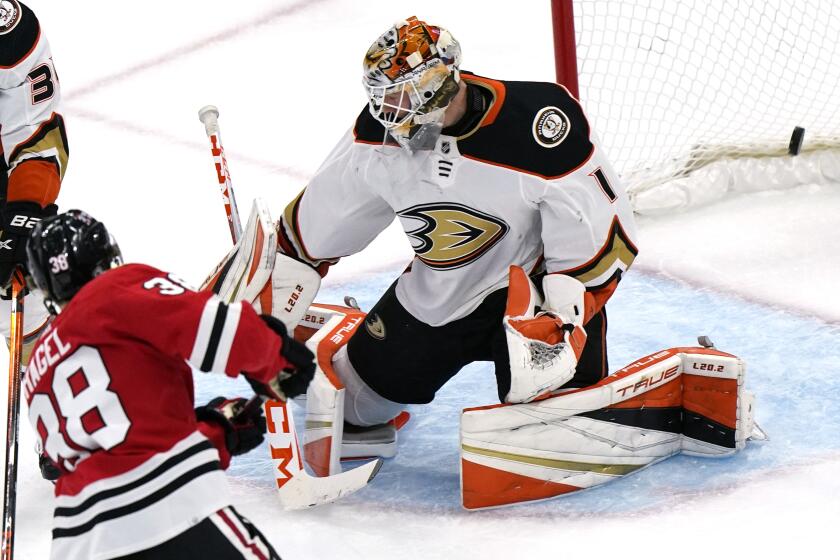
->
207 200 764 510
204 14 764 510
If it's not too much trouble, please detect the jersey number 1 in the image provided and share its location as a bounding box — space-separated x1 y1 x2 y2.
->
29 346 131 472
590 167 617 202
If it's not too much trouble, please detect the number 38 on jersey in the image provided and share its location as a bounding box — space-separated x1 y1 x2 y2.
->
25 327 131 472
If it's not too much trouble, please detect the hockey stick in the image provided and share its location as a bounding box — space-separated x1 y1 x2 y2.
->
1 270 25 560
198 105 243 243
234 396 381 509
197 107 381 508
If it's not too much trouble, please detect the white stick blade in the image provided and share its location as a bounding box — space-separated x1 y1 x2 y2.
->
276 458 383 510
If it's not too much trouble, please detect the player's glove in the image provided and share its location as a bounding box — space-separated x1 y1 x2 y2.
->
247 314 316 401
195 397 267 458
0 202 57 288
38 452 61 482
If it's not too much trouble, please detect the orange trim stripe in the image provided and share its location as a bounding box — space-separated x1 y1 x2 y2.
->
581 278 619 324
315 310 367 389
246 226 265 284
504 265 533 316
304 438 332 478
683 374 739 429
462 74 507 127
461 459 579 509
258 280 273 316
610 377 682 409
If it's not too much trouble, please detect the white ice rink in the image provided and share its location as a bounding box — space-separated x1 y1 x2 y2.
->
3 1 840 558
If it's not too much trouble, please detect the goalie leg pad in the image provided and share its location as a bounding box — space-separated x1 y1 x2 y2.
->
302 306 360 477
303 305 405 473
461 346 758 509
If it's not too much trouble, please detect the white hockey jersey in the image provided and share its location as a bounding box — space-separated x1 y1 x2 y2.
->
278 73 638 326
0 0 68 207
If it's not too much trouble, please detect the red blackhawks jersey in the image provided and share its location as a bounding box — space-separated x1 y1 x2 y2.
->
23 263 286 560
1 0 68 207
278 73 638 326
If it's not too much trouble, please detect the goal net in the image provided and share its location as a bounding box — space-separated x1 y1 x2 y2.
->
553 0 840 214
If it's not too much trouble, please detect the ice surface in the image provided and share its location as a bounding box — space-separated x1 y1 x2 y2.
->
2 1 839 558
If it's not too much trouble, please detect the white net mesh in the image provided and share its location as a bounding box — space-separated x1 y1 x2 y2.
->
571 0 840 213
528 340 564 369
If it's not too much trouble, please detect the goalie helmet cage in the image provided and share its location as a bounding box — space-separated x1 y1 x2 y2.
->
551 0 840 214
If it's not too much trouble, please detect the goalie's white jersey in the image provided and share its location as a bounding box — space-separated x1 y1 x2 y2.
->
279 73 638 326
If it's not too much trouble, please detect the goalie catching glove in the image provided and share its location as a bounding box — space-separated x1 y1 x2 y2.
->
503 265 587 403
246 314 316 402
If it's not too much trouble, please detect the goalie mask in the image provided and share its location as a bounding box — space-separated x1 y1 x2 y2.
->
363 16 462 151
26 209 123 313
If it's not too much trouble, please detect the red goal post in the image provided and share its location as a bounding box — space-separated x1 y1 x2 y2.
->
551 0 840 214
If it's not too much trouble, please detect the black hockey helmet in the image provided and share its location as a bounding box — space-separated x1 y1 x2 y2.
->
26 209 122 311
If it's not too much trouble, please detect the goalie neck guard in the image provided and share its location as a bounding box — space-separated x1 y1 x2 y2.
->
363 16 462 151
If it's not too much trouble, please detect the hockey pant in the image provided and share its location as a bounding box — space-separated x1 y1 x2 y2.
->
345 279 609 406
112 506 280 560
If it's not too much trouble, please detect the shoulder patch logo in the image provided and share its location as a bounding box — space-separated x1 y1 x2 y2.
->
364 313 386 340
0 0 21 35
398 203 509 270
532 106 570 148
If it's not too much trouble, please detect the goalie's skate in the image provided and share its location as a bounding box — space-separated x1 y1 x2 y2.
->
341 411 410 461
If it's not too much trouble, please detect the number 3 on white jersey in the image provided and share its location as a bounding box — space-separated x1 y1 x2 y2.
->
29 346 131 471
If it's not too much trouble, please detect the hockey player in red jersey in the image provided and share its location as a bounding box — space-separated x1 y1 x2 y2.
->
212 16 638 459
0 1 70 358
24 210 315 559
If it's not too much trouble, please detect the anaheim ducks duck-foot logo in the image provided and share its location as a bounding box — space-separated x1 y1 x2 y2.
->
399 203 509 270
365 313 386 340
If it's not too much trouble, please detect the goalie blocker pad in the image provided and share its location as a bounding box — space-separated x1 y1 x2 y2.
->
460 346 760 510
202 198 321 332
